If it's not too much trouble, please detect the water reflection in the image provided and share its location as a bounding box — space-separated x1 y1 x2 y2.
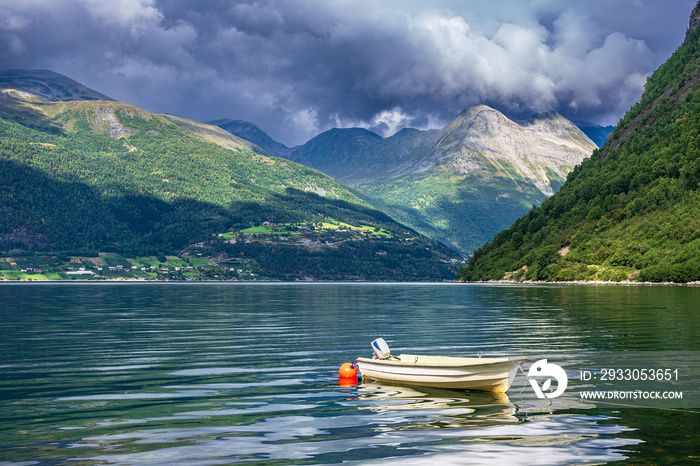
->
357 382 519 429
77 384 637 466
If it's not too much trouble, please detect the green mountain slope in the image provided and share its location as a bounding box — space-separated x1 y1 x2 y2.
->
458 14 700 283
0 71 460 280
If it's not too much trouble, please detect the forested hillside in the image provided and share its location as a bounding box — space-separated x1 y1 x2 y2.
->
0 75 460 280
458 25 700 283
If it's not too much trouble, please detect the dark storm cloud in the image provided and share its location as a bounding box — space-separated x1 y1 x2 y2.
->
0 0 695 145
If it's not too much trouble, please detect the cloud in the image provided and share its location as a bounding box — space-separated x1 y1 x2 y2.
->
84 0 162 33
0 0 694 145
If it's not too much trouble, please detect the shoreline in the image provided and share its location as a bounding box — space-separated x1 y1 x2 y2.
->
457 279 700 287
1 277 699 286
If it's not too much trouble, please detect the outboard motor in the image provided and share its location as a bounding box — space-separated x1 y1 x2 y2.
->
371 338 391 359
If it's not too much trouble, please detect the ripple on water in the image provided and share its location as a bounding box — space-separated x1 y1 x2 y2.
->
2 283 699 464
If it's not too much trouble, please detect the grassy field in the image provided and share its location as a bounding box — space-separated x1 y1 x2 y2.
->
226 219 392 237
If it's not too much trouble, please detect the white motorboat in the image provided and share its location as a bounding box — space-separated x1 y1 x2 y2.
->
356 338 528 393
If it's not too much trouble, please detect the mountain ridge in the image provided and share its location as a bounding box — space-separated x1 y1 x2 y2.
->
215 105 596 192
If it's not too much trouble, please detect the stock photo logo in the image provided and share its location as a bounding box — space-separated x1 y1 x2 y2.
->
527 359 568 399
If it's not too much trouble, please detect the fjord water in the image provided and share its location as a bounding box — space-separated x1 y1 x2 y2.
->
1 283 698 465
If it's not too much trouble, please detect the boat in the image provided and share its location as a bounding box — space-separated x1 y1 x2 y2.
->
355 338 528 393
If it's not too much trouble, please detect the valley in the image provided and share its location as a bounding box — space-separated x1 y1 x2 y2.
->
215 105 597 255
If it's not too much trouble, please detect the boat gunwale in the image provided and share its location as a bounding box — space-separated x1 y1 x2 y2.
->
356 355 529 369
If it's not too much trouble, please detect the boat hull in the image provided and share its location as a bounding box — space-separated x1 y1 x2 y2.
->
356 355 528 393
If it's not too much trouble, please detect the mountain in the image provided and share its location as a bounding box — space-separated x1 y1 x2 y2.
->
0 69 113 102
422 106 595 197
357 106 596 255
0 70 460 280
458 4 700 283
207 119 290 157
222 105 594 256
288 127 384 176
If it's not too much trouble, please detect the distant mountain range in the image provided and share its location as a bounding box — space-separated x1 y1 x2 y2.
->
0 69 460 281
214 105 597 255
0 66 607 279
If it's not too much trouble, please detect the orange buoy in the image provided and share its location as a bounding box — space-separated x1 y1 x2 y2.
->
339 362 358 378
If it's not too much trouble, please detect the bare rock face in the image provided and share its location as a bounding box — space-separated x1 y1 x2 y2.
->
430 105 596 196
90 106 137 138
